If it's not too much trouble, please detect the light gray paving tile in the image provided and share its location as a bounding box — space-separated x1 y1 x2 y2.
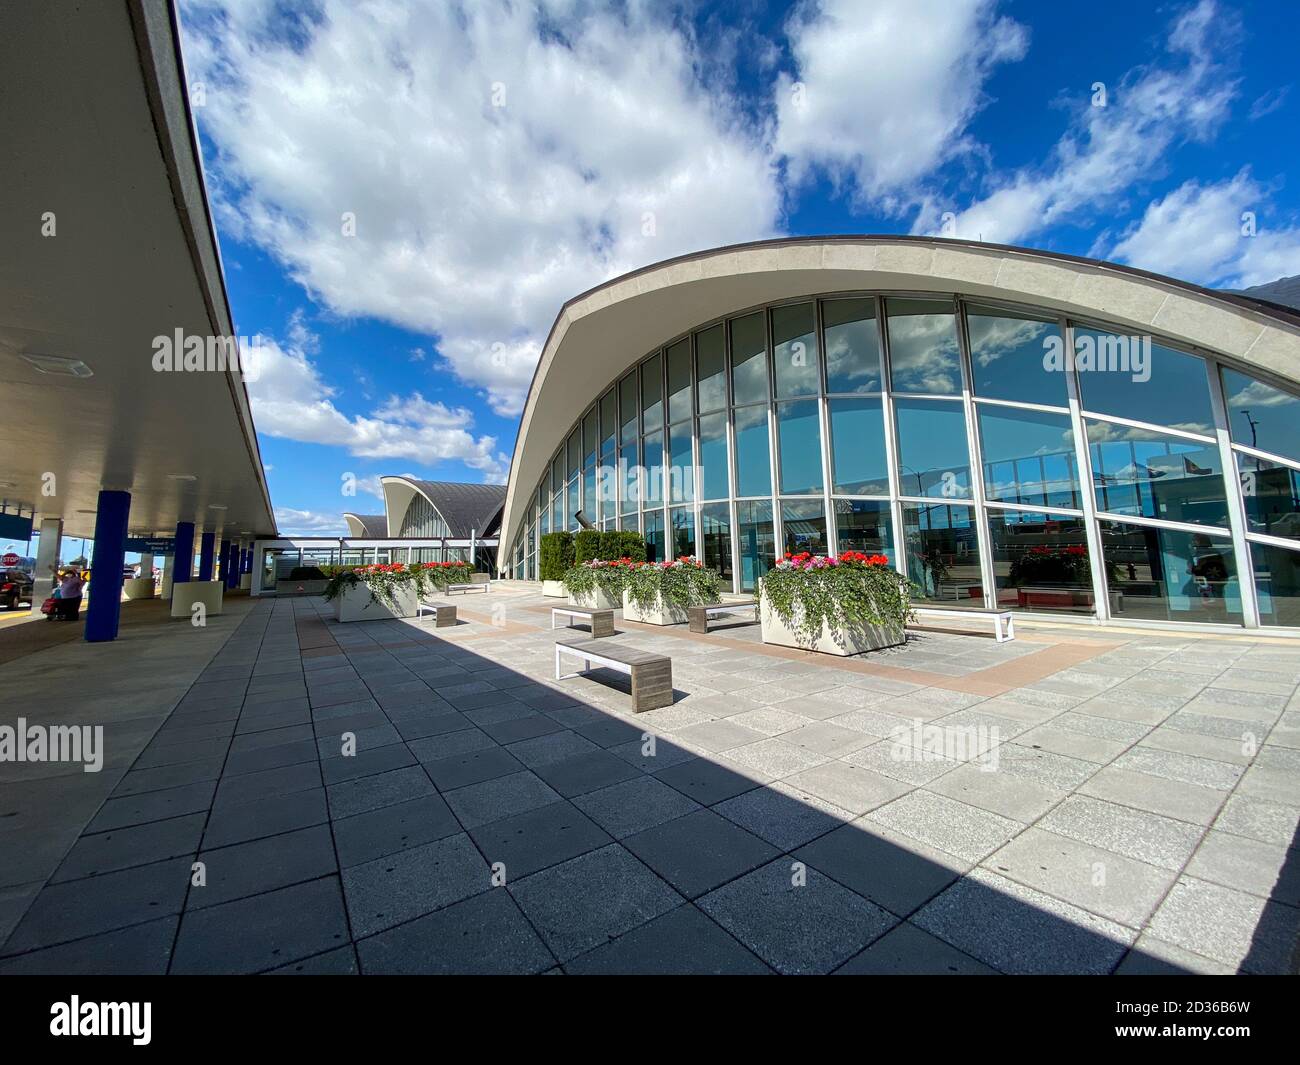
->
782 721 874 758
926 762 1065 823
1147 875 1300 974
1014 724 1128 764
726 738 827 779
1213 793 1300 846
674 719 767 754
1111 747 1242 792
713 781 854 851
1037 795 1203 872
1186 830 1300 905
867 790 1022 864
1078 767 1226 827
782 761 912 817
725 707 810 737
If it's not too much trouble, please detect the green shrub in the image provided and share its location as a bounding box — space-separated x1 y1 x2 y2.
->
573 529 604 563
539 531 574 581
562 558 635 599
605 529 646 562
758 551 912 641
624 558 720 610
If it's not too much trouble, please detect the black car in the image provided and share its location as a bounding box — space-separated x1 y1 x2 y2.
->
1 569 34 610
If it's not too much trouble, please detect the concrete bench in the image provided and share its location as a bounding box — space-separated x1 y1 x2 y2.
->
688 599 758 633
911 606 1014 643
551 605 615 638
447 581 489 595
416 602 458 627
554 638 672 713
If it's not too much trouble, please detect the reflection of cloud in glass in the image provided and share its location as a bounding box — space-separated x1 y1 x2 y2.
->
967 316 1052 368
887 302 960 394
825 319 882 392
1223 376 1297 410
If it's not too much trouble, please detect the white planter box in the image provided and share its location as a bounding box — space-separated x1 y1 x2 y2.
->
122 577 155 600
622 590 688 626
170 581 224 620
568 586 621 610
334 581 419 623
759 599 903 656
543 580 567 598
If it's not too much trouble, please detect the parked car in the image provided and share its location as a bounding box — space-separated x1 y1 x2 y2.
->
0 569 34 610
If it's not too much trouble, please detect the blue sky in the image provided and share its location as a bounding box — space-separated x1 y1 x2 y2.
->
173 0 1299 536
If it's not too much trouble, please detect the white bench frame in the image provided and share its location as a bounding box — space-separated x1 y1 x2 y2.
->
697 602 757 620
911 606 1015 643
416 602 456 624
555 641 632 681
551 606 606 629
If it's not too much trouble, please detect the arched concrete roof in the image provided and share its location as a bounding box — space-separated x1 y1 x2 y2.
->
342 513 386 538
380 475 506 538
501 235 1300 555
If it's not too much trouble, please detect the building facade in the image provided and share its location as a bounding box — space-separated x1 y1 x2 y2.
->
500 237 1300 632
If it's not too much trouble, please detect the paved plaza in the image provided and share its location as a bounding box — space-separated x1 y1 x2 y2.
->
1 584 1298 975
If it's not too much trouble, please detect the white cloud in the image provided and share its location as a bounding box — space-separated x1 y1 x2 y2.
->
773 0 1027 209
920 0 1239 245
180 0 782 415
1110 170 1300 287
244 321 510 480
273 506 348 535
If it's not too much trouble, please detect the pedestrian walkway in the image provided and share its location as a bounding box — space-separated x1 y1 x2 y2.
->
1 588 1297 974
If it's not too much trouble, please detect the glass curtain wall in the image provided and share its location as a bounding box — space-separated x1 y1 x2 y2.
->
506 290 1299 632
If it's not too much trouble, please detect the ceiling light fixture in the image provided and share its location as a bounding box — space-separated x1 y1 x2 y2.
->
208 504 227 510
20 353 93 378
168 474 198 481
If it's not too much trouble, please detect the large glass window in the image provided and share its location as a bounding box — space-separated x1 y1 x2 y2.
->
886 298 961 395
967 305 1066 406
667 338 692 424
619 371 638 444
903 503 984 607
978 405 1080 509
670 505 695 558
777 399 823 495
643 508 665 564
782 499 828 556
641 353 663 431
1087 421 1228 527
600 389 617 454
1075 330 1214 434
771 302 819 398
582 409 597 468
829 397 888 495
698 411 730 500
701 502 733 584
567 428 580 477
1221 367 1300 463
1237 452 1300 540
834 499 895 564
733 404 772 497
1252 541 1300 627
1100 520 1242 624
894 398 972 499
730 312 768 406
668 422 694 503
696 323 727 412
583 467 596 522
736 500 775 591
619 440 639 516
642 429 664 505
566 478 579 528
824 297 882 394
987 510 1094 614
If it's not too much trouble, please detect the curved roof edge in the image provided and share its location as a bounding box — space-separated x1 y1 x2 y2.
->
500 235 1300 557
342 513 386 538
380 475 506 539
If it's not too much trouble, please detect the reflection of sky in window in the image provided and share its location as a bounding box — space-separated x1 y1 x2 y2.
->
824 298 881 393
968 310 1065 406
886 299 960 394
733 403 771 496
730 312 767 405
894 398 970 496
696 324 727 412
1221 367 1300 462
978 406 1078 507
830 398 887 494
772 303 819 398
777 400 822 494
1087 421 1227 525
1075 330 1212 433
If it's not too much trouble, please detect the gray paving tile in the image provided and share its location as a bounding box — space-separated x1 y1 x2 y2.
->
1213 793 1300 846
342 833 488 938
1147 875 1300 974
1185 830 1300 904
0 914 178 974
913 868 1134 975
202 787 328 849
653 756 764 806
623 809 778 899
193 824 338 909
171 876 350 974
85 781 217 833
267 944 359 975
52 814 206 883
714 781 853 851
1112 747 1243 791
1038 795 1203 872
697 857 896 975
357 889 553 974
532 749 642 798
332 794 461 868
834 920 996 974
423 747 525 791
571 775 701 839
443 770 563 829
782 761 911 816
564 904 770 974
468 800 611 880
509 844 681 962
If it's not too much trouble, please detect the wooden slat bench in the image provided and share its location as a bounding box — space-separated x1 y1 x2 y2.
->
688 599 758 633
910 606 1015 642
554 638 672 713
551 605 616 638
416 602 458 628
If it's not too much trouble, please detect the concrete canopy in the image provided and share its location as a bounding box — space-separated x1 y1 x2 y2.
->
501 235 1300 556
0 0 274 541
379 476 505 539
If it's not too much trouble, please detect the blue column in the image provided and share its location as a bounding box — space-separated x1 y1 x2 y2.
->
219 539 231 586
198 531 215 581
85 490 130 643
226 541 239 589
238 546 248 574
173 521 195 584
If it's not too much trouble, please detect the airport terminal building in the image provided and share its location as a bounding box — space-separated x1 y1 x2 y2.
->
499 237 1300 632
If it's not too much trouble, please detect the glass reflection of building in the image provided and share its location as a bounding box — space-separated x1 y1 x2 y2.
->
506 293 1300 631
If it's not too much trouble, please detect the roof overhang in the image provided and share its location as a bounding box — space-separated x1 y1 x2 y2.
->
0 0 275 540
380 475 446 538
501 235 1300 554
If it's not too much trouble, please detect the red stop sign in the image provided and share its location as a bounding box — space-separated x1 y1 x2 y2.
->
1 553 19 567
